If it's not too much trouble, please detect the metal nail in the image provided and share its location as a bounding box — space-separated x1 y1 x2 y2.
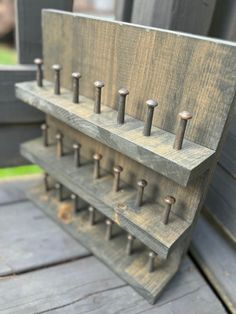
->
143 99 158 136
148 251 156 273
93 153 102 179
162 195 176 225
72 72 81 103
41 123 49 147
55 182 63 201
44 173 50 192
113 165 123 192
55 133 63 157
126 234 134 255
94 80 105 114
135 179 148 207
173 111 193 150
34 58 43 87
117 88 129 124
71 193 78 213
52 64 61 95
73 143 81 167
88 206 96 225
105 219 113 241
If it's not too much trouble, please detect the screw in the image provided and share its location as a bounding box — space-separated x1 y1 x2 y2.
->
44 173 50 192
105 219 113 241
135 179 148 207
71 193 78 213
52 64 61 95
41 123 49 147
94 80 105 113
113 165 123 192
88 206 96 225
72 72 82 103
55 182 63 201
126 234 134 255
73 143 81 167
34 58 43 87
162 195 176 225
143 99 158 136
117 88 129 124
173 111 193 150
147 251 156 273
55 133 63 157
93 153 102 179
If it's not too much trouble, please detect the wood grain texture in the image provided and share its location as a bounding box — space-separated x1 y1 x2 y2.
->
0 65 44 124
190 214 236 314
15 0 73 64
131 0 216 35
15 81 215 186
0 255 226 313
42 11 236 151
0 200 88 277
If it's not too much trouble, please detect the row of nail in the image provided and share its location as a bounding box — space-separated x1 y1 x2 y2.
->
41 123 176 225
44 172 158 273
35 58 192 150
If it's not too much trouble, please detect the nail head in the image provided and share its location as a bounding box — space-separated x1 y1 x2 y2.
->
72 72 82 79
164 195 176 205
52 64 61 71
137 179 148 188
93 153 102 161
34 58 43 65
146 99 158 108
179 111 192 120
118 88 129 96
94 80 105 88
113 165 123 174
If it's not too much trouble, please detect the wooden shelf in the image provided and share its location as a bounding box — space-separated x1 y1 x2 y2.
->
27 183 180 304
21 138 191 259
16 81 215 187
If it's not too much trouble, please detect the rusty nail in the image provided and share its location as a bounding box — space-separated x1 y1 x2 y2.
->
55 133 63 157
41 123 49 147
148 251 156 273
88 206 96 225
94 80 104 114
143 99 158 136
173 111 193 150
105 219 113 241
135 179 148 207
72 72 81 103
52 64 61 95
73 143 81 167
34 58 43 87
126 234 134 255
117 88 129 124
162 195 176 225
113 165 123 192
93 153 102 179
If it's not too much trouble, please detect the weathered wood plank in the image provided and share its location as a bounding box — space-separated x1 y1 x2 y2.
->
131 0 216 35
190 214 236 313
0 256 226 313
0 65 44 124
16 81 215 187
15 0 73 64
115 0 134 22
0 199 88 277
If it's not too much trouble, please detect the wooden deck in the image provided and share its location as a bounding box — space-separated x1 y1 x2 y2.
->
0 175 233 313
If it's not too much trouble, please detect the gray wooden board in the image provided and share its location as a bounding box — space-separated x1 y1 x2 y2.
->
205 165 236 242
0 199 88 277
15 81 215 187
15 0 73 64
21 138 191 259
190 214 236 314
131 0 216 35
0 124 41 167
0 65 44 124
219 130 236 177
0 255 226 313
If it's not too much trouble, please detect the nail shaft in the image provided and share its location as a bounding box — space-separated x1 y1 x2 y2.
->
173 111 193 150
41 123 48 147
126 234 134 255
55 183 63 201
52 65 61 95
148 251 156 273
71 194 78 213
162 195 176 225
143 100 158 136
105 219 113 241
72 72 81 103
93 153 102 179
117 88 129 124
56 133 63 157
73 143 81 167
94 81 104 114
88 206 96 225
34 58 43 87
135 180 148 207
113 165 123 192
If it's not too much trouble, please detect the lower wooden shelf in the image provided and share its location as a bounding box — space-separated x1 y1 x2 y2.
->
21 138 191 259
27 183 180 304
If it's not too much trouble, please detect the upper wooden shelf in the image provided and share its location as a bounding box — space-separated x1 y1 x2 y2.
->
16 80 215 186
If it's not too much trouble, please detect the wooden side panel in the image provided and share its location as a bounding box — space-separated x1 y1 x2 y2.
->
15 0 73 64
43 10 236 151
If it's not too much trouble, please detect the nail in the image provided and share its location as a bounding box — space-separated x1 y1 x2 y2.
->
162 195 176 225
72 72 81 103
55 133 63 157
113 165 123 192
94 80 105 113
173 111 192 150
88 206 96 225
126 234 134 255
55 182 63 201
41 123 49 147
73 143 81 167
34 58 43 87
143 99 158 136
148 251 156 273
44 173 50 191
93 153 102 179
117 88 129 124
71 193 78 213
135 179 148 207
52 64 61 95
105 219 113 241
